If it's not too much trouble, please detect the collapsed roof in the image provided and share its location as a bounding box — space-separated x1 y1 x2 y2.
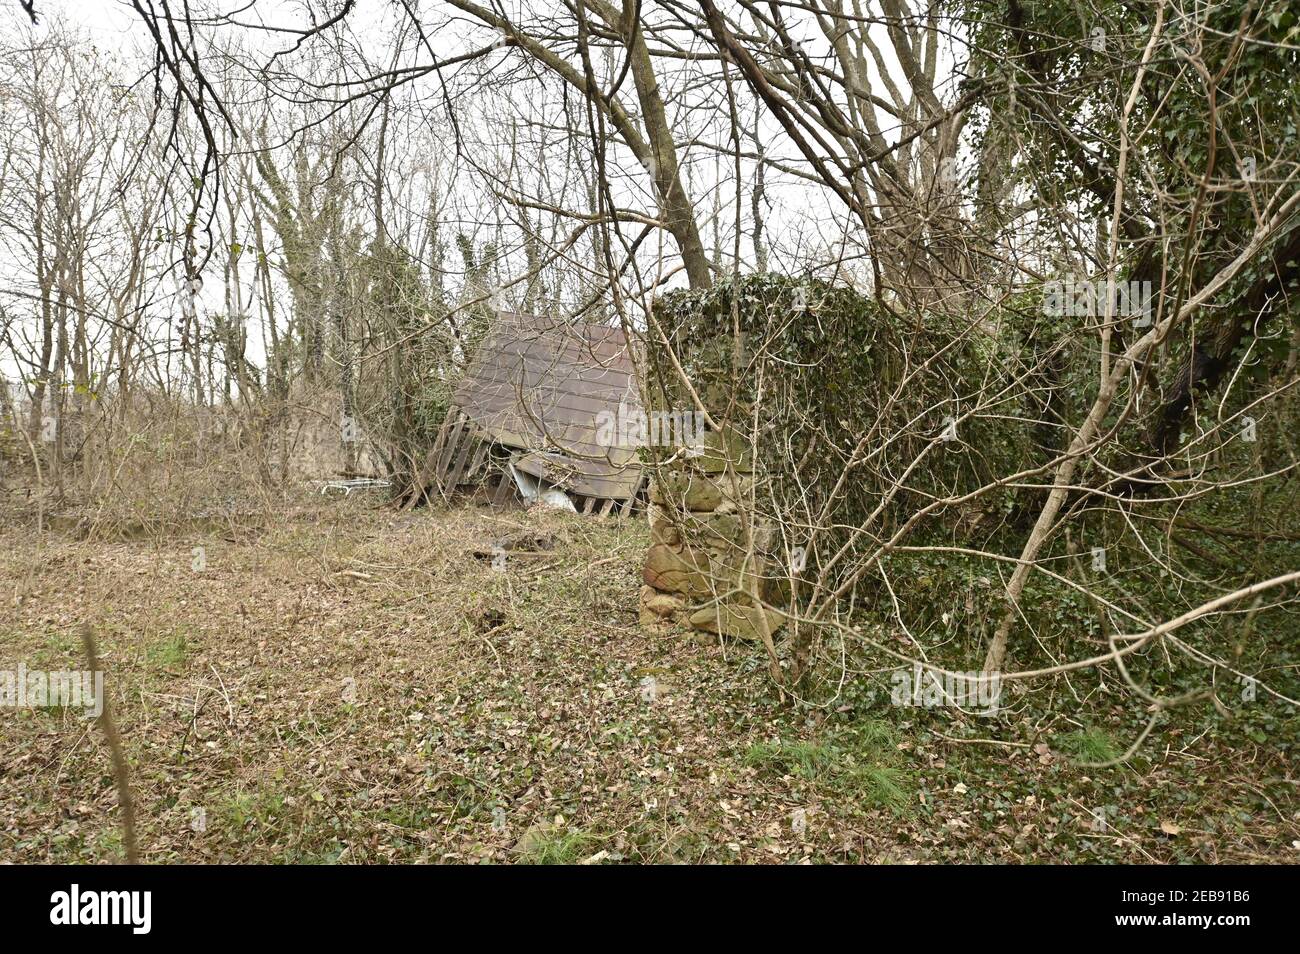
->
417 312 647 509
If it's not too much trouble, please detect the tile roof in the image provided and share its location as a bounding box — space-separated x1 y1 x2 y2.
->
452 312 645 500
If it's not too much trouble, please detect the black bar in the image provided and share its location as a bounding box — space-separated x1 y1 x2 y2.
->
0 864 1278 940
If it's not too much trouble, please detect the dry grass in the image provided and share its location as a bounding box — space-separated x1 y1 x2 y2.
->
1 499 1295 864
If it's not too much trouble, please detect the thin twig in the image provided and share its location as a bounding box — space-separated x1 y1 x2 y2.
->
79 622 139 864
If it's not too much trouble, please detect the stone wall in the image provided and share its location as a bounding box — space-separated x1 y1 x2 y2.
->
638 426 785 643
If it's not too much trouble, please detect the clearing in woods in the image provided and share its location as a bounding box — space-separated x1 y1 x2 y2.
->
1 501 1295 864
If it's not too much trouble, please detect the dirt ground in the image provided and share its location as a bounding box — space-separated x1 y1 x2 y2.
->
2 500 1296 863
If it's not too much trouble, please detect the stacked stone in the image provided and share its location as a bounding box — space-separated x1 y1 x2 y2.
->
639 427 785 642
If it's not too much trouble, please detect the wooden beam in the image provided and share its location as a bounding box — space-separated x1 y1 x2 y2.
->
402 411 458 511
490 468 518 507
619 474 646 517
432 416 467 495
444 428 481 491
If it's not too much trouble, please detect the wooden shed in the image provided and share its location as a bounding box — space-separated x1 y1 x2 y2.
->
408 312 647 515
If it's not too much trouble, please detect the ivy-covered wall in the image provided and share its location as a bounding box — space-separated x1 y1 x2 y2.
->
641 275 1031 628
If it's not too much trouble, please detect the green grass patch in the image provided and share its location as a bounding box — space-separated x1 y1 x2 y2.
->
839 763 913 814
1056 726 1120 764
743 720 914 815
743 739 836 780
146 631 188 670
518 828 600 865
